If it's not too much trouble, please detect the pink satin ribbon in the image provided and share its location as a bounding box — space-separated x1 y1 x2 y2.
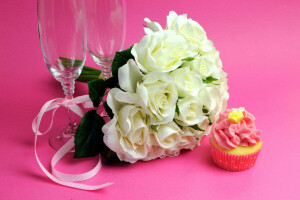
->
32 95 113 190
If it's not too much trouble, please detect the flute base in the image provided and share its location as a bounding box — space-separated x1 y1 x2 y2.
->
49 125 76 152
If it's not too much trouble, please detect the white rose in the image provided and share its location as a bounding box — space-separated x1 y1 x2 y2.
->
142 121 182 161
165 149 181 157
198 76 229 123
142 135 166 161
102 104 150 163
186 55 221 79
137 71 178 125
153 121 181 149
174 96 204 126
105 88 143 115
169 67 203 97
202 49 223 69
198 86 220 114
118 59 143 93
131 30 198 73
178 126 206 150
207 77 229 123
166 11 213 53
197 116 210 131
143 18 163 34
218 77 229 113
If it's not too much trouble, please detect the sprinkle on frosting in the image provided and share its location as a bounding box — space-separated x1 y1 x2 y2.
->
211 108 261 150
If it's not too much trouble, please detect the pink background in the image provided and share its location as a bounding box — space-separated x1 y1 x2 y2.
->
1 0 300 199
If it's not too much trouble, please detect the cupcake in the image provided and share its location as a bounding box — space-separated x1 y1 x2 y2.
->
210 107 262 171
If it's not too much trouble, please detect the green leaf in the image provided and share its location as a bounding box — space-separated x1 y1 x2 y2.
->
178 96 184 99
202 106 209 114
189 124 205 132
150 125 159 131
209 118 213 125
175 104 180 116
111 46 134 78
103 101 114 119
203 76 218 84
105 76 118 89
88 79 106 107
86 74 120 107
182 57 195 62
74 110 123 162
99 146 122 163
74 110 105 158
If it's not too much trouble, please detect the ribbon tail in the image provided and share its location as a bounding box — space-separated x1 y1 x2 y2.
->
32 99 62 136
34 126 113 190
51 137 103 182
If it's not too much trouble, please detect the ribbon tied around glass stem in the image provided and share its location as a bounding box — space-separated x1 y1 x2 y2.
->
32 95 113 190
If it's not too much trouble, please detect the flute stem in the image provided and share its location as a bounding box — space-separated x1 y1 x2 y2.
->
61 79 77 136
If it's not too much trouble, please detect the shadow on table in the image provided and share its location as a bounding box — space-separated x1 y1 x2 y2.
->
197 141 216 167
16 168 54 185
185 137 224 172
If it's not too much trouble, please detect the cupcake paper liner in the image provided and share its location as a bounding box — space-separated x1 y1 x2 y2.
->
210 141 261 171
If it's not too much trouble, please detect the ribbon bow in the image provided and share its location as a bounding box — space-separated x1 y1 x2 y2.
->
32 95 113 190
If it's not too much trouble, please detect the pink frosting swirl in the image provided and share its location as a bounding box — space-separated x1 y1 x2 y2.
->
211 109 261 150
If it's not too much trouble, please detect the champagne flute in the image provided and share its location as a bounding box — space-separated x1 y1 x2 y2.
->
85 0 126 79
37 0 87 150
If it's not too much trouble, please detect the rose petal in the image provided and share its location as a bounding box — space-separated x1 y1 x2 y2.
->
118 59 143 93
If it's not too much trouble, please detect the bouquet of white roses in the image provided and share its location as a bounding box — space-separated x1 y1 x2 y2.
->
74 11 229 163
